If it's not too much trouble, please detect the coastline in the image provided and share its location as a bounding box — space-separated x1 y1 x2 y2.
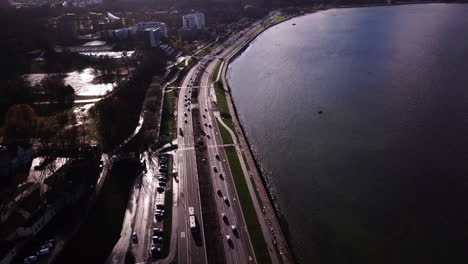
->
219 13 304 264
219 3 462 262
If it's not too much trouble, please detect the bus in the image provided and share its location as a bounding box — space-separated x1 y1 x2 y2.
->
188 207 197 231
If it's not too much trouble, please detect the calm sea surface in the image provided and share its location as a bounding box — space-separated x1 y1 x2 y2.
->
227 4 468 264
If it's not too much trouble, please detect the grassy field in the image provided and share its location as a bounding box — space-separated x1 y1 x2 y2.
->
223 117 236 135
214 81 230 115
268 15 287 25
225 146 271 264
197 42 219 57
212 62 222 82
216 119 234 145
159 90 176 144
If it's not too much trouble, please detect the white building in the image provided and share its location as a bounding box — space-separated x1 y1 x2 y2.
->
144 28 161 48
182 13 205 30
134 22 167 38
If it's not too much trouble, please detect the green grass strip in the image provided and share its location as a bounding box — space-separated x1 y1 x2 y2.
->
160 91 176 144
225 146 271 264
222 118 236 136
212 62 222 83
216 119 234 145
214 81 230 116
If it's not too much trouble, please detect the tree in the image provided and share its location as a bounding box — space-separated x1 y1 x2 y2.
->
3 104 38 143
40 75 74 106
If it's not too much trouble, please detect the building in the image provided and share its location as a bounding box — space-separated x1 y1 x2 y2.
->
134 22 167 38
182 12 205 30
144 28 161 48
57 13 77 43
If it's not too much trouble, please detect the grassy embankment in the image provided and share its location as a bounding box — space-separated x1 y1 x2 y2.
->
212 62 236 133
225 146 271 264
216 119 234 145
268 15 287 25
159 90 177 144
197 42 220 57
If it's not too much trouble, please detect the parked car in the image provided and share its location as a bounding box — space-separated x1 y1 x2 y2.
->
157 186 165 193
153 236 163 244
153 228 163 236
36 248 51 256
132 232 138 243
24 256 37 264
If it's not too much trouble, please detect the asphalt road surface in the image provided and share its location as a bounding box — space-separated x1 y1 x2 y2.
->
176 65 208 264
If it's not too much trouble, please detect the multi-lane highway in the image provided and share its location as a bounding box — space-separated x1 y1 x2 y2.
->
198 58 256 264
172 21 269 264
175 65 208 264
171 11 293 264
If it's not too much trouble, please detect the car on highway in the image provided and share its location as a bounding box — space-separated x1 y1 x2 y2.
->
156 204 164 210
222 213 229 224
203 114 206 118
205 108 208 112
217 189 222 196
184 119 188 123
208 124 212 128
207 134 210 139
159 182 167 187
226 234 234 247
184 112 187 117
219 173 224 180
215 154 220 160
132 232 138 243
213 166 218 173
224 197 230 206
204 123 207 127
157 186 165 193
